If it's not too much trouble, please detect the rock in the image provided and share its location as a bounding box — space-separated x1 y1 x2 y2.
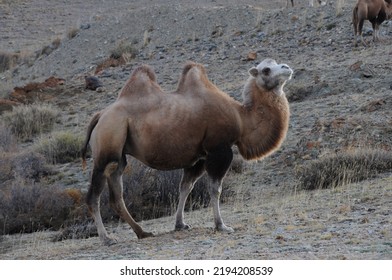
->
246 51 257 61
96 86 106 93
85 76 103 90
80 23 91 30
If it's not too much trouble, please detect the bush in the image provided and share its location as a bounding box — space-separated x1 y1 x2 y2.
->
2 103 59 141
67 27 79 39
296 149 392 190
34 131 84 164
0 151 52 183
0 182 74 234
0 51 18 72
0 123 16 152
110 41 137 59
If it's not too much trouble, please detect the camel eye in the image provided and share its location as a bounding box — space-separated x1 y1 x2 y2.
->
262 67 271 76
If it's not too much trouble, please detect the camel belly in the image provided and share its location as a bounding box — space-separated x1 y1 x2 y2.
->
129 141 206 170
125 121 208 170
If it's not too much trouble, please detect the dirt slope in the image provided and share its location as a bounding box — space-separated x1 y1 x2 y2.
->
0 0 391 259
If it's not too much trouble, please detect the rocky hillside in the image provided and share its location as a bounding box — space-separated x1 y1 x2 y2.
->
0 0 391 259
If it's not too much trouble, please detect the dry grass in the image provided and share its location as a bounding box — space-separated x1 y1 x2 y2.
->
67 27 80 39
296 149 392 190
0 182 74 234
1 103 59 141
34 131 84 164
110 40 137 59
37 37 62 57
335 0 345 17
0 151 53 184
0 51 18 72
0 123 16 153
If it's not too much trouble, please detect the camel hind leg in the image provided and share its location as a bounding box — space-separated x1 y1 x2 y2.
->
107 155 153 239
205 145 234 233
175 160 206 230
86 166 115 245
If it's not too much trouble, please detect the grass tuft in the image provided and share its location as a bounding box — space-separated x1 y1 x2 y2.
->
0 51 19 72
296 149 392 190
2 103 59 141
110 40 137 59
0 123 16 152
34 131 84 164
67 27 80 39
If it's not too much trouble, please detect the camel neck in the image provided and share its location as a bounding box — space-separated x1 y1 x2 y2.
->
236 85 290 161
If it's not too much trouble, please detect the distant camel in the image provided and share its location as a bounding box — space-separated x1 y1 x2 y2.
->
353 0 392 46
81 59 292 245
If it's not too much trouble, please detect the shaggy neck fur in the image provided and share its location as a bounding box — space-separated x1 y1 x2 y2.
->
236 78 290 160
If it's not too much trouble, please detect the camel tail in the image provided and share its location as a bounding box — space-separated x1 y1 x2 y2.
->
81 111 101 170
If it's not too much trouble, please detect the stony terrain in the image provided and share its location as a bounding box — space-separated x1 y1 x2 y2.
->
0 0 391 259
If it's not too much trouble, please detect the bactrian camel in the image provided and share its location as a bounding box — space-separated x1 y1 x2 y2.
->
353 0 392 46
81 59 293 245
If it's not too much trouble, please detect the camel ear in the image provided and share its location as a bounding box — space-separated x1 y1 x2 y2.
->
249 67 258 77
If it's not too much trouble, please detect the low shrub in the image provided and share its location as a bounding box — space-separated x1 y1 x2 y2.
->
296 149 392 190
67 27 79 39
34 131 84 164
0 51 18 72
2 103 59 141
0 123 16 153
110 40 137 59
0 182 74 234
0 151 52 183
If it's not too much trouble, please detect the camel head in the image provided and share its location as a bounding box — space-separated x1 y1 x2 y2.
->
248 58 293 96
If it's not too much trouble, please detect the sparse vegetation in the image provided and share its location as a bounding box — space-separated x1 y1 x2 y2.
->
335 0 344 16
0 151 53 183
67 27 80 39
110 40 137 59
0 182 74 234
143 30 151 47
0 123 16 152
1 103 59 141
0 51 18 72
95 40 138 73
296 149 392 190
34 131 84 164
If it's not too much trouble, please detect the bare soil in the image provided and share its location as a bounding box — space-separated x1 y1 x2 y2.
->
0 0 391 259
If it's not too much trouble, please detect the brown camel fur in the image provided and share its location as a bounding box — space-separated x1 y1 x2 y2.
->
353 0 392 47
81 59 292 245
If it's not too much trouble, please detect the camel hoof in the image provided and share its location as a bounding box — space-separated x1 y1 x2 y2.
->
137 231 154 239
216 225 234 233
175 223 192 231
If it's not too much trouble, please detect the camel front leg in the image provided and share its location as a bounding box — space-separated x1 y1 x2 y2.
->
205 145 234 233
175 160 205 230
208 178 234 233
